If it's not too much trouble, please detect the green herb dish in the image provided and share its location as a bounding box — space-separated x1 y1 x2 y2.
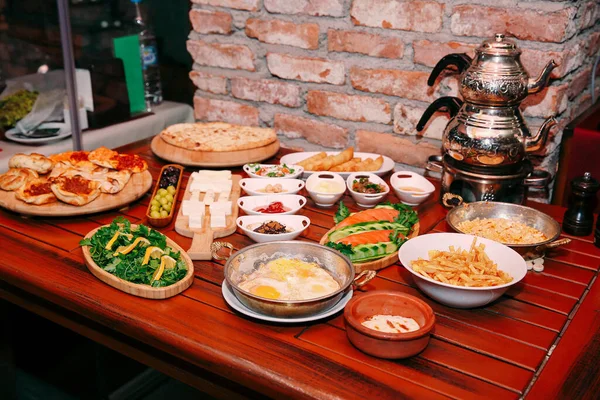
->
0 90 38 128
80 218 193 298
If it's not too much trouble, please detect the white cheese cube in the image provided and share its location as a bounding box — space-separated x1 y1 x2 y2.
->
192 170 231 181
181 200 205 217
210 213 227 228
212 181 232 193
189 181 213 192
218 191 230 201
210 201 232 216
188 215 203 229
203 190 215 205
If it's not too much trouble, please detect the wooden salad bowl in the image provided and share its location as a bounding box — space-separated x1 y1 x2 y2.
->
319 222 420 273
82 224 194 299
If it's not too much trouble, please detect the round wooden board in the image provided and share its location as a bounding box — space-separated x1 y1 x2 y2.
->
82 225 194 299
0 170 153 217
150 135 280 167
319 222 420 274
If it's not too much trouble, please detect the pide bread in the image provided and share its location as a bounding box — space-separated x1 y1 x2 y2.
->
50 175 101 206
0 168 38 191
160 122 276 152
15 178 57 205
9 153 54 174
4 147 146 208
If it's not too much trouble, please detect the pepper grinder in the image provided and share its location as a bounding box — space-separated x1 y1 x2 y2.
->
563 172 600 236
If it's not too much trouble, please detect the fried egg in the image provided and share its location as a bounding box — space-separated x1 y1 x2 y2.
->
238 258 340 301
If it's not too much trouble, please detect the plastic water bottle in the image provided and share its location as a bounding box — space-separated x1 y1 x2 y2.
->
131 0 162 111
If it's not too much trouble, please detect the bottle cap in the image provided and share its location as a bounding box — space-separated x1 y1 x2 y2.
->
571 172 600 194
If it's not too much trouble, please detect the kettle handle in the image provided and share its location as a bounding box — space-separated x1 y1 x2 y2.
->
416 97 463 132
428 53 473 86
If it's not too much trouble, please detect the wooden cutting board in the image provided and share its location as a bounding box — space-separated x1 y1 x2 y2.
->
82 224 194 299
319 222 420 273
151 135 280 167
174 174 242 260
0 170 152 217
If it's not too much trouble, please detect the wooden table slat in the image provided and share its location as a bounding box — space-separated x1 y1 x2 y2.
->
300 325 520 400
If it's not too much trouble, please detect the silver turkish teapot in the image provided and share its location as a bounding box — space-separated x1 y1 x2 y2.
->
418 34 557 167
430 33 557 106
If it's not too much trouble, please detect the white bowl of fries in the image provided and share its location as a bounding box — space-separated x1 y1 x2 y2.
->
398 233 527 309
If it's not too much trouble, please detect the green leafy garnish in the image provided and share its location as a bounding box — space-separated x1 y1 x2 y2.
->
334 201 351 224
325 241 354 257
389 229 408 246
80 218 187 287
282 164 295 174
377 201 419 229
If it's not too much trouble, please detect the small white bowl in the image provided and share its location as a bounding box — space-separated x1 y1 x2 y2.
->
399 233 527 309
305 172 346 207
237 195 307 215
237 215 311 243
239 178 305 196
346 173 390 208
390 171 435 206
243 163 304 179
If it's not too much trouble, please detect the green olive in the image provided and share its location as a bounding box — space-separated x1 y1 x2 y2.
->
166 186 176 194
157 188 168 196
159 197 168 205
160 210 169 218
150 211 161 218
165 193 174 202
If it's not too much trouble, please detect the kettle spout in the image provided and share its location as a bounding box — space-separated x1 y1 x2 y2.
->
527 60 557 94
526 117 556 153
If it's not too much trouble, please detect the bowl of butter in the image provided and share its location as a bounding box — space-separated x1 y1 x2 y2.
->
305 172 346 207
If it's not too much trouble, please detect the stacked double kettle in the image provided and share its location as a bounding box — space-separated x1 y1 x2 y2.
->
418 34 557 204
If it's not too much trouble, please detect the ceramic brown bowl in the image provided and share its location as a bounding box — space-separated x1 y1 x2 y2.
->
343 291 435 359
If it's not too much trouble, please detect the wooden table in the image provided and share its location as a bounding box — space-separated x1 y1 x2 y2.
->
1 139 599 399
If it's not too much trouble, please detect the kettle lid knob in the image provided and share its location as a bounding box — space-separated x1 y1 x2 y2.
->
495 33 505 42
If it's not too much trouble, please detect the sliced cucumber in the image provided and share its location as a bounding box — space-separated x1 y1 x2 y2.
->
351 242 399 262
374 204 395 210
328 220 409 242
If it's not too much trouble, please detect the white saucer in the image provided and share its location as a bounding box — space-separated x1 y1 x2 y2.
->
222 280 352 323
5 122 72 144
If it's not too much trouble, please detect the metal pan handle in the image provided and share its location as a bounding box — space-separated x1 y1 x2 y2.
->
535 238 571 253
524 170 551 188
211 241 237 261
426 156 444 173
352 270 376 290
442 193 464 208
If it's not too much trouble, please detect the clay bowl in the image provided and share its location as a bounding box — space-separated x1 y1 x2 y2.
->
344 291 435 359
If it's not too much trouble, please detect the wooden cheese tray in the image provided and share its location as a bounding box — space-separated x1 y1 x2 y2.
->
82 224 194 299
319 222 419 273
174 174 242 260
0 170 153 217
150 135 280 167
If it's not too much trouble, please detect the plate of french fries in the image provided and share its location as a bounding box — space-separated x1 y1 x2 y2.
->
279 147 394 178
399 233 527 308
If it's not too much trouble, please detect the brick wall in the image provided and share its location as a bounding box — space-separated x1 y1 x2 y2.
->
187 0 600 197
